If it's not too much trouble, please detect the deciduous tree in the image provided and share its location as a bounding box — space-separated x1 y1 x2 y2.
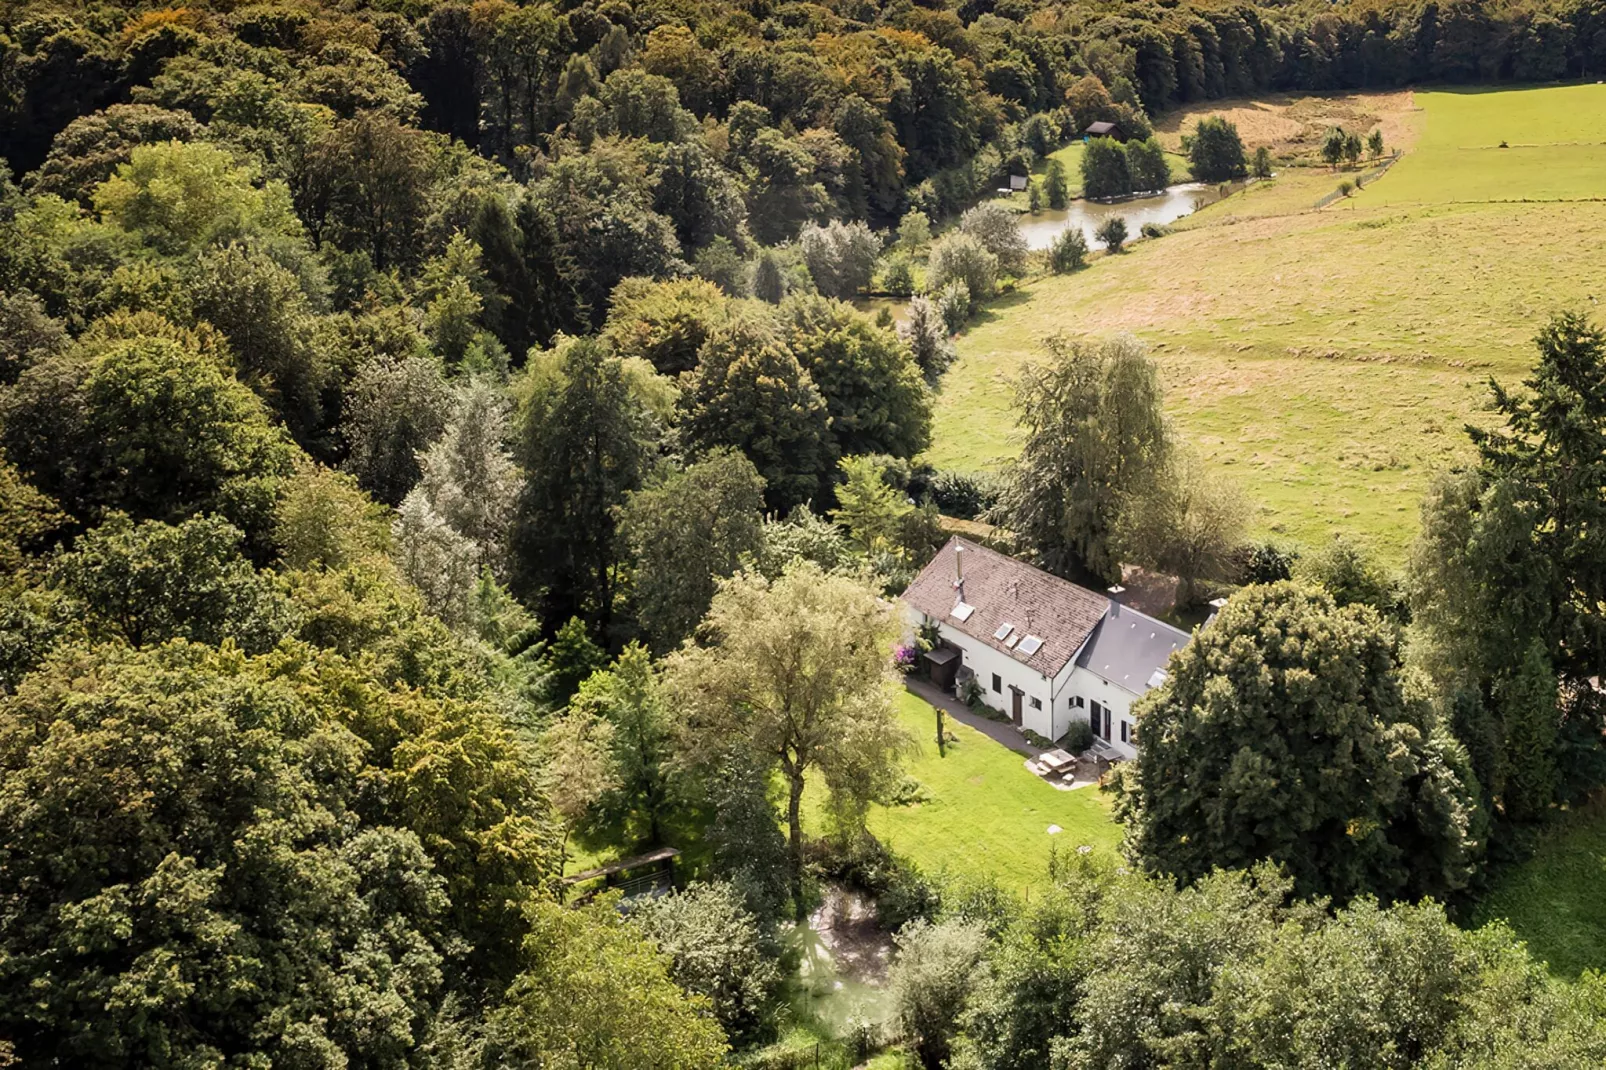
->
1115 583 1480 904
1189 115 1248 181
512 338 657 632
993 335 1169 582
679 317 834 514
619 450 766 653
665 563 906 918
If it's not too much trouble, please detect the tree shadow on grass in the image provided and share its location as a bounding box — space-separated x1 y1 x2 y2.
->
1471 797 1606 980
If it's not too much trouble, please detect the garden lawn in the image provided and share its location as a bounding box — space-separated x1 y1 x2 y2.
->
928 84 1606 561
824 691 1122 895
1473 801 1606 979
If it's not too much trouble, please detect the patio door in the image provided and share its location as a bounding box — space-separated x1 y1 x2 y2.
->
1090 701 1106 740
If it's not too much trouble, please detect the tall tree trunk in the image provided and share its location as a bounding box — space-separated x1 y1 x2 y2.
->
787 770 807 921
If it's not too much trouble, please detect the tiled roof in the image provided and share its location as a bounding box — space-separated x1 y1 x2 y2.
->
902 537 1110 679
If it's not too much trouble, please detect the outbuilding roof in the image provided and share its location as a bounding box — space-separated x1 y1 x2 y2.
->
1075 601 1190 696
901 537 1110 679
1085 120 1120 137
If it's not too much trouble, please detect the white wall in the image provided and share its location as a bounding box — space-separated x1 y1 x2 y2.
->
906 607 1057 739
1063 666 1140 759
904 604 1149 757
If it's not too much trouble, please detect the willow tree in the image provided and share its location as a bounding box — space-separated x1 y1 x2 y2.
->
664 562 907 918
992 334 1170 583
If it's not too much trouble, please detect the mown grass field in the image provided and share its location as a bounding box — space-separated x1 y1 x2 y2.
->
929 84 1606 559
812 691 1122 894
1473 801 1606 979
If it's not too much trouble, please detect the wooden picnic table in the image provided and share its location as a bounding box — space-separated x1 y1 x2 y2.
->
1040 748 1076 773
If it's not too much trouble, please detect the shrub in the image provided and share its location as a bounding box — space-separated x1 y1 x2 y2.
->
917 468 1003 519
1023 729 1054 748
1060 719 1095 753
1337 180 1354 197
926 231 998 301
1049 227 1088 273
880 255 915 296
957 204 1028 276
1139 222 1169 239
936 279 972 333
1027 181 1042 214
1095 216 1128 252
1367 129 1385 158
888 775 931 806
1252 146 1273 179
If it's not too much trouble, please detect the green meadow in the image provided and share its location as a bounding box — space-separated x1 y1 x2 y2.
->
928 84 1606 559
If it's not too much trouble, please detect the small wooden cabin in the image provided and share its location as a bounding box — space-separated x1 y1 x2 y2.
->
1084 120 1124 141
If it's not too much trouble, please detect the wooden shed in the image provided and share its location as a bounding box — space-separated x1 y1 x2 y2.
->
924 645 961 692
1084 120 1124 141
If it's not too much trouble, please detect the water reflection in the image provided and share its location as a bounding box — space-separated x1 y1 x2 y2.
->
1018 182 1230 250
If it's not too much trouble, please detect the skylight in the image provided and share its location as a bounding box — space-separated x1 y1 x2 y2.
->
1017 635 1044 656
1004 634 1020 649
951 602 976 622
993 622 1014 641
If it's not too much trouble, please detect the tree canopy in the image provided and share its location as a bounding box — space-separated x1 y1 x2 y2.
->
1116 583 1481 905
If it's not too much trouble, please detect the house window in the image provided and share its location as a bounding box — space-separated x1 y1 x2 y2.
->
991 673 1001 693
1120 720 1129 744
1072 695 1085 708
1029 697 1042 710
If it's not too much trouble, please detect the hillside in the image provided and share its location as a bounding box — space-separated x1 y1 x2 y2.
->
927 84 1606 557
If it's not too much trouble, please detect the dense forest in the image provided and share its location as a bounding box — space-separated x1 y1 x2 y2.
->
5 0 1606 1065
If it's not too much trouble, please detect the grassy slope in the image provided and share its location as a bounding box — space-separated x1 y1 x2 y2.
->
1473 802 1606 978
928 85 1606 559
820 691 1122 894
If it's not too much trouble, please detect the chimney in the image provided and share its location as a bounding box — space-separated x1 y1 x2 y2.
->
952 543 965 601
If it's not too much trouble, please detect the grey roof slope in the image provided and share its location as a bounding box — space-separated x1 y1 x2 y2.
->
1075 601 1191 695
901 537 1110 679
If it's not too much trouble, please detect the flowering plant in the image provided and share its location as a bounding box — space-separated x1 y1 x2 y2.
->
892 643 919 673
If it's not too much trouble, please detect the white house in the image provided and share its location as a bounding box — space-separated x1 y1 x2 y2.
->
901 537 1192 758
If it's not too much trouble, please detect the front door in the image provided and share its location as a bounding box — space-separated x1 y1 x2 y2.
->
1090 701 1105 740
1011 688 1023 726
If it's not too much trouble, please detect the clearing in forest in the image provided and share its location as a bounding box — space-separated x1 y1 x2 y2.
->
927 84 1606 559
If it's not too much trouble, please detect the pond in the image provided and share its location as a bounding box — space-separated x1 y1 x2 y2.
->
788 883 895 1039
1017 182 1232 250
